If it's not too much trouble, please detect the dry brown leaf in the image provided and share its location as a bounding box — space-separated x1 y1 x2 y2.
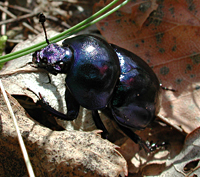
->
160 127 200 177
0 91 127 176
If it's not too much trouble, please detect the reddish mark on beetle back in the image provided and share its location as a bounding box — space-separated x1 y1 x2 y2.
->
128 77 135 84
99 65 108 75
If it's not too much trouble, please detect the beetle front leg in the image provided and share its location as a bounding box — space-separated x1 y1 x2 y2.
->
65 88 80 120
116 123 154 153
92 110 109 139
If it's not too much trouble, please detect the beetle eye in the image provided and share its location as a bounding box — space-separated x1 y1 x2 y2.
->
59 61 64 67
41 57 48 63
53 61 64 71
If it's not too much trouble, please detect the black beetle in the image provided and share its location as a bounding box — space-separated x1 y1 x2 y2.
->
32 13 161 152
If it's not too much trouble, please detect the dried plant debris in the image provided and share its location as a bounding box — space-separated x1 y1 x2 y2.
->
0 91 127 176
160 127 200 177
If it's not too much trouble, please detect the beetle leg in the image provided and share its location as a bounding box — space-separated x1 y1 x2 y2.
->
160 83 176 92
37 98 67 120
92 110 109 139
116 123 154 153
27 88 68 119
65 88 80 120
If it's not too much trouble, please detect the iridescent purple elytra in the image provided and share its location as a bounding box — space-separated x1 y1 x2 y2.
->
33 33 161 152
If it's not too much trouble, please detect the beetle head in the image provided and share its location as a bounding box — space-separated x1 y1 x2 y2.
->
32 13 73 75
32 43 73 75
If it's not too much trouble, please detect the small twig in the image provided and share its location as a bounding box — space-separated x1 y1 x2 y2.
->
49 0 89 4
6 39 24 43
1 2 7 36
173 164 186 176
0 79 35 177
46 15 71 29
0 6 39 34
0 1 8 56
186 164 200 177
22 22 39 35
0 4 15 18
0 11 38 26
0 2 32 13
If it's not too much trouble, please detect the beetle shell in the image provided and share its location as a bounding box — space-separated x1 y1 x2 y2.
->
32 13 164 151
110 44 161 130
62 35 120 110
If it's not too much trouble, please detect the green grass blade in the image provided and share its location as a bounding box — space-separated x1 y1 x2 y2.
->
0 0 131 64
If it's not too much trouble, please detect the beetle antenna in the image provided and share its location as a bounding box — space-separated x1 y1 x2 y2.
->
38 13 49 45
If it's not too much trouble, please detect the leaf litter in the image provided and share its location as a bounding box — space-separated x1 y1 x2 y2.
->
1 0 200 176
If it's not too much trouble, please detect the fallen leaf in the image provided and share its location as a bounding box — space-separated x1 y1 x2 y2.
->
0 90 128 176
160 127 200 177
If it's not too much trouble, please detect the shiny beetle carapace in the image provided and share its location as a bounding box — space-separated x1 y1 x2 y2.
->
32 13 161 152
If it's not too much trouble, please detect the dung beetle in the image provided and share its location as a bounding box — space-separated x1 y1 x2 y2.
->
32 13 161 152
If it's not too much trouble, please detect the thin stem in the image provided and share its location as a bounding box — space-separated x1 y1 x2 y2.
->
0 79 35 177
0 0 131 63
51 0 131 43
